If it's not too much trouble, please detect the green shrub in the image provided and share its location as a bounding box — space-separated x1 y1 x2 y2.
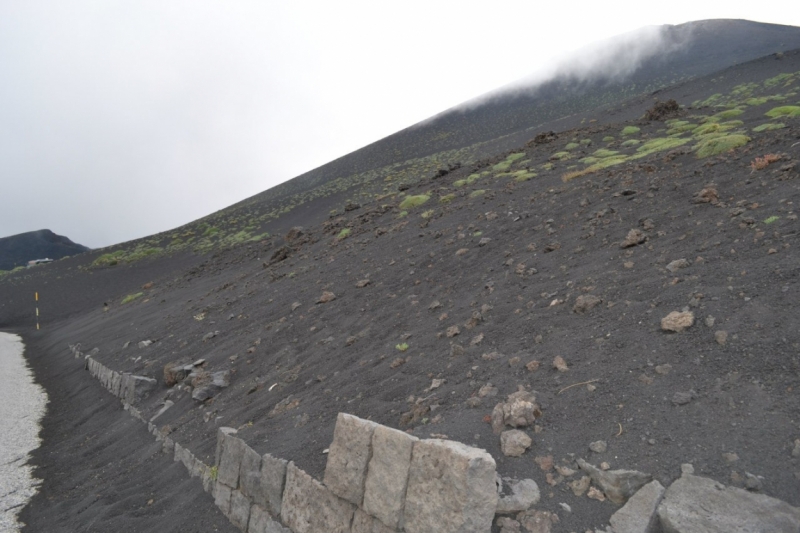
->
420 209 435 219
631 137 691 159
336 228 351 240
121 292 144 304
541 163 554 170
466 174 481 184
439 193 456 204
512 170 536 182
453 179 467 187
593 149 620 158
621 126 640 136
621 139 641 147
753 122 786 132
564 142 579 150
396 343 409 352
550 151 570 160
602 136 615 142
399 195 430 209
765 106 800 118
746 97 768 106
469 189 486 198
694 134 750 158
764 216 780 224
579 139 592 145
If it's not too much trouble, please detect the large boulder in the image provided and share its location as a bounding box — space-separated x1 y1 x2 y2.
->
657 474 800 533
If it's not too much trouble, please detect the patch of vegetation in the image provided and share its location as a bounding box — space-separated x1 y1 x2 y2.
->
399 195 430 209
592 149 620 158
469 189 486 198
493 152 526 172
694 134 750 158
336 228 351 240
753 122 785 132
764 216 780 224
693 122 736 137
512 170 536 182
396 343 409 352
420 209 435 219
121 292 144 304
453 179 467 187
397 211 408 218
580 157 599 165
439 193 455 204
602 136 615 142
765 106 800 118
631 137 691 159
550 151 570 160
621 126 640 136
579 139 592 145
564 142 579 150
621 139 640 147
746 97 769 106
541 163 554 170
466 173 482 185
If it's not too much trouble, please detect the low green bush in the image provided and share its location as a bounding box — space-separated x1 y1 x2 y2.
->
694 134 750 158
621 126 640 136
765 106 800 118
121 292 144 304
399 195 430 209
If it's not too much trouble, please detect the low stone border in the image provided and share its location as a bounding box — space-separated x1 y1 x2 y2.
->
80 348 499 533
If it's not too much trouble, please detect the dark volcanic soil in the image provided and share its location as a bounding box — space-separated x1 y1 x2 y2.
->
4 50 800 533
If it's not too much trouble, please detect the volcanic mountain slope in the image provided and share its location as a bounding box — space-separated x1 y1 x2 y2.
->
7 47 800 532
0 229 89 271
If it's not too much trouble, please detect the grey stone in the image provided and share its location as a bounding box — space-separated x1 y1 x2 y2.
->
131 375 157 403
351 508 397 533
491 390 541 433
589 440 608 453
216 427 238 466
248 504 291 533
239 444 262 502
111 371 121 397
192 371 231 402
138 339 153 348
202 467 215 493
323 413 378 505
573 294 603 313
280 462 354 533
162 437 174 455
229 489 251 530
577 458 652 504
666 258 690 272
119 373 133 404
363 425 418 530
404 439 497 533
496 478 540 513
190 456 207 478
214 481 233 515
218 435 247 489
500 430 532 457
609 480 665 533
657 474 800 532
258 453 288 517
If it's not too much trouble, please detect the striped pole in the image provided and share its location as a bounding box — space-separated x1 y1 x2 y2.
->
35 292 39 330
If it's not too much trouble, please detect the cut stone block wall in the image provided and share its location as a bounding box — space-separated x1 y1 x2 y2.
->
83 351 500 533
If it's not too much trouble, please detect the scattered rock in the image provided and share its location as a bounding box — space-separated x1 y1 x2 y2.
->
446 326 460 338
202 331 219 342
497 478 540 513
609 480 665 533
621 229 646 248
491 389 542 434
587 486 606 501
500 430 532 457
138 340 153 348
722 452 739 463
534 455 554 472
744 472 763 492
470 333 484 345
655 364 672 375
142 281 154 290
573 295 603 313
428 300 442 310
590 440 608 454
456 248 469 256
496 516 521 533
318 291 336 303
693 186 719 205
556 465 576 476
666 259 690 272
569 476 591 496
285 226 304 242
705 316 716 328
658 474 800 532
715 330 728 345
671 391 694 406
465 397 482 408
553 356 569 372
191 370 231 402
516 509 559 533
577 458 652 504
163 362 189 386
291 302 302 311
355 279 371 288
478 384 498 398
661 311 694 332
479 237 492 246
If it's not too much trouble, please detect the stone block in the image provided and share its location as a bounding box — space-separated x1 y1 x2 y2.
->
352 508 397 533
249 504 291 533
111 371 121 397
253 453 287 517
219 435 247 489
190 456 206 479
202 467 215 493
280 462 355 533
214 481 233 515
230 489 252 530
657 474 800 533
363 425 418 529
239 444 263 503
610 480 664 533
119 373 132 403
131 375 157 403
162 437 174 455
216 427 239 466
323 413 378 505
404 439 497 533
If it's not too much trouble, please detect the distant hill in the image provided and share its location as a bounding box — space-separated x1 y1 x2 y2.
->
0 229 90 271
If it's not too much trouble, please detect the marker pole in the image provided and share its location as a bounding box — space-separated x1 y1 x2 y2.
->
35 292 39 330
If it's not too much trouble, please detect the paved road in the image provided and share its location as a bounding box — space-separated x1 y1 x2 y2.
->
0 333 47 533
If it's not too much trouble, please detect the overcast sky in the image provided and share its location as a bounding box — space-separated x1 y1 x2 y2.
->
1 2 799 248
